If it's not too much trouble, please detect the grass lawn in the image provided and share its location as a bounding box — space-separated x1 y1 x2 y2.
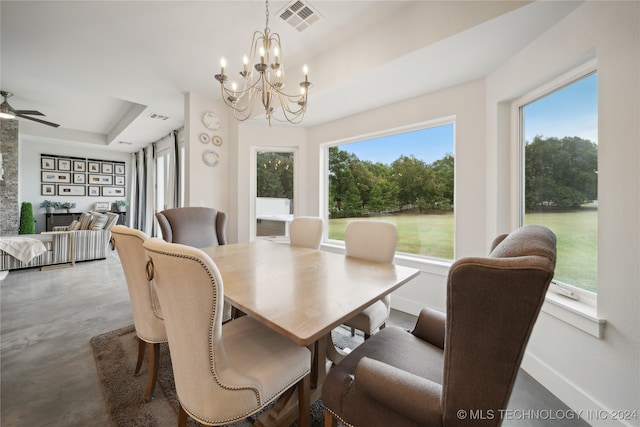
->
329 209 597 292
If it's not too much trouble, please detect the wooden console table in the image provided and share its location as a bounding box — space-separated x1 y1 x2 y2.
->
45 212 81 231
45 211 127 231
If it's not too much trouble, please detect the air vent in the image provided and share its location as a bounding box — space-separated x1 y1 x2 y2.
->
148 112 169 121
278 0 322 32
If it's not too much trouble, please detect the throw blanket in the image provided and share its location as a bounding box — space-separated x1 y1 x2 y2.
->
0 237 47 264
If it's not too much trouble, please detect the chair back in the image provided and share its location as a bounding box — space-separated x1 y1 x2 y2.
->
441 225 556 425
110 225 165 343
344 220 397 263
142 238 258 420
290 216 323 249
156 207 227 248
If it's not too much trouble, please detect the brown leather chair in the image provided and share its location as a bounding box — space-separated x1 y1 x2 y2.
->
156 207 227 248
322 225 557 427
110 225 167 402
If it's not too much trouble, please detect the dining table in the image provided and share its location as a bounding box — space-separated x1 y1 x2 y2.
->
202 239 420 427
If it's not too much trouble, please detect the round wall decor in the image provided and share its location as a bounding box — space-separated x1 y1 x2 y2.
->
199 133 210 144
202 150 219 167
212 135 223 146
202 111 221 131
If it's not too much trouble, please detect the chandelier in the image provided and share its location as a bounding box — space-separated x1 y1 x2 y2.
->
214 0 311 125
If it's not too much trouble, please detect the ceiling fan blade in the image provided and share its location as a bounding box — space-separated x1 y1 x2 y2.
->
17 113 60 128
16 109 45 116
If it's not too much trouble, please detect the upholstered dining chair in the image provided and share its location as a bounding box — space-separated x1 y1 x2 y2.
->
343 220 398 339
322 225 557 427
156 206 233 321
156 207 227 248
110 225 166 402
290 216 324 249
142 237 311 427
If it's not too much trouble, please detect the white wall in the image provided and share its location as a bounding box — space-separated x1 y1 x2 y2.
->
19 137 130 233
183 92 230 213
486 2 639 422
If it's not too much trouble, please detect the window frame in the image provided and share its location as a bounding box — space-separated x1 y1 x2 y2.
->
511 60 604 337
250 146 299 240
320 116 456 263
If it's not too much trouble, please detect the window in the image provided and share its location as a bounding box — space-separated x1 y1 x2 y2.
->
255 150 295 238
520 71 598 293
326 122 455 259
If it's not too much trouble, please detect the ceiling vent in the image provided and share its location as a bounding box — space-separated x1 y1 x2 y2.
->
147 112 169 121
278 0 322 32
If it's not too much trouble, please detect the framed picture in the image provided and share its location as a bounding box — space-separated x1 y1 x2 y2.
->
114 163 125 175
102 186 125 197
57 184 86 196
73 160 86 172
73 173 86 184
57 159 71 171
41 157 56 170
114 176 125 186
101 163 113 174
94 201 111 212
41 184 56 196
41 171 70 183
88 174 113 185
88 186 101 196
88 162 101 173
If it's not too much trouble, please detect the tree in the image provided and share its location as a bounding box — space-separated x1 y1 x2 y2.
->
525 136 597 210
257 152 293 199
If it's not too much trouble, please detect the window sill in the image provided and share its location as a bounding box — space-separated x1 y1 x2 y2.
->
542 289 605 338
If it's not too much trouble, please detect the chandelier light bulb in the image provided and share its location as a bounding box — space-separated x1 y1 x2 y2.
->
220 58 226 75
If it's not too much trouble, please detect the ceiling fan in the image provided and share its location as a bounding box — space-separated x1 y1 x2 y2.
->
0 91 60 128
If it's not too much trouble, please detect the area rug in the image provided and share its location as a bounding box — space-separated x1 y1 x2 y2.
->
91 324 364 427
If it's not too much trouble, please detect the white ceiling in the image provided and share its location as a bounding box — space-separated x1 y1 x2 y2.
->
1 1 581 153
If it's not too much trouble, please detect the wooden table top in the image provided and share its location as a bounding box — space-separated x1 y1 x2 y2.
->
202 240 420 346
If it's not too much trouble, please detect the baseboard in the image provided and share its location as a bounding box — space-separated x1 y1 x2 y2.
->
390 295 430 316
521 353 630 426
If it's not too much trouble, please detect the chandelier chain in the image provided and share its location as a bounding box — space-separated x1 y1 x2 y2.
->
265 0 270 32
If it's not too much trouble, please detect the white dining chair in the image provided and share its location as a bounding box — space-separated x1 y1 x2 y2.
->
110 225 167 402
142 238 311 427
289 216 323 249
343 220 398 339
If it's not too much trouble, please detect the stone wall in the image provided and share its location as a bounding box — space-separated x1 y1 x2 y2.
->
0 120 19 235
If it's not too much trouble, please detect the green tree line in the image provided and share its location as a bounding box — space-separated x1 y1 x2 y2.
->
256 136 595 219
328 147 454 218
257 152 294 199
525 135 597 211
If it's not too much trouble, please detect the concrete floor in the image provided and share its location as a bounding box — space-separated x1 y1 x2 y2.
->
0 253 588 427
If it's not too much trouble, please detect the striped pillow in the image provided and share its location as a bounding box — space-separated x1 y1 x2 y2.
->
78 212 94 230
103 212 120 230
88 213 108 230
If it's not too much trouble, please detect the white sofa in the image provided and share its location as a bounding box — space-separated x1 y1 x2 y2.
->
0 211 118 271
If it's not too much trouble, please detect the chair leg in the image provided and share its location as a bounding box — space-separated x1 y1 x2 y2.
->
324 409 338 427
144 342 160 402
178 404 189 427
350 327 356 336
297 374 311 427
134 337 146 376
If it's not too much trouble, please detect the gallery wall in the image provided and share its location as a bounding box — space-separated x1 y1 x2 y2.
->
19 138 130 233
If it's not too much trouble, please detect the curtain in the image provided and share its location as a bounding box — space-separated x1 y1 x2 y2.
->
130 128 183 235
131 146 155 235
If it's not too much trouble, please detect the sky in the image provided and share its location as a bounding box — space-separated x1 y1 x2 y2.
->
341 73 597 165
